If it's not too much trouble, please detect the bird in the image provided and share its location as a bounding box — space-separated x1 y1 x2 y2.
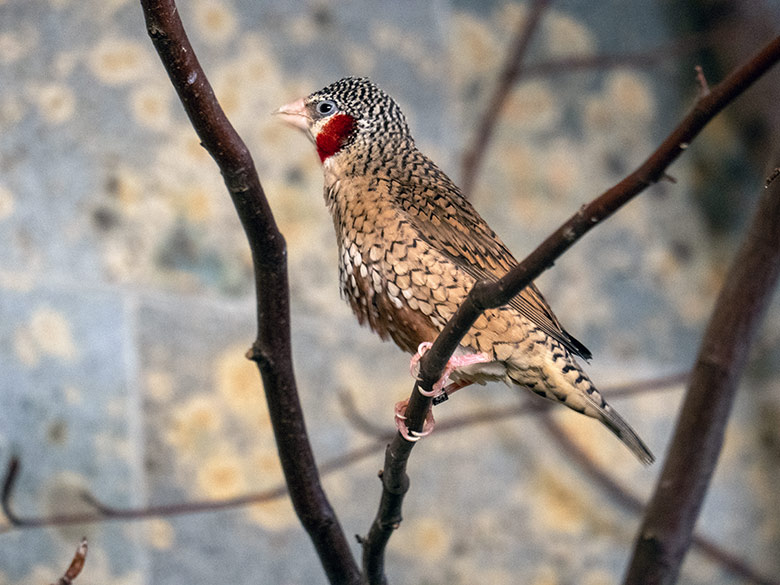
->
276 76 654 464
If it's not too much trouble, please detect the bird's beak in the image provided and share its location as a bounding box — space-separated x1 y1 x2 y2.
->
273 97 311 133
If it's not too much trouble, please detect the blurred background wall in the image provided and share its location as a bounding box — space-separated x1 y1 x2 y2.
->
1 1 778 583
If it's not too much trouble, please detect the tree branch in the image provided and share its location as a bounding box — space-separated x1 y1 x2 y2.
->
138 2 360 583
539 416 780 585
0 375 679 530
366 33 780 585
460 0 550 196
622 166 780 584
50 538 88 585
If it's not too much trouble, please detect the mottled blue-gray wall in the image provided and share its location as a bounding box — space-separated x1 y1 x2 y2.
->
1 1 778 584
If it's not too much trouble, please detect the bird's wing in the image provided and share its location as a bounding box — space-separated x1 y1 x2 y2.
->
382 163 592 361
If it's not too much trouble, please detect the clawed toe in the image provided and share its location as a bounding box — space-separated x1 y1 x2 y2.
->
394 399 435 442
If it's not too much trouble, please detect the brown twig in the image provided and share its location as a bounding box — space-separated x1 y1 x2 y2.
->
0 372 684 530
420 34 780 425
539 416 780 585
138 1 360 583
368 33 780 585
51 538 88 585
342 372 687 442
0 374 681 530
695 64 711 96
622 151 780 584
460 0 551 197
361 5 550 583
461 29 722 196
519 31 719 79
6 378 775 585
766 167 780 187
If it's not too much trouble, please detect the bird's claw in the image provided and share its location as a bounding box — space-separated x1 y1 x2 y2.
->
410 342 490 399
394 399 435 442
410 342 449 399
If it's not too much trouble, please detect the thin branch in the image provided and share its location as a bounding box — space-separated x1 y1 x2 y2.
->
622 164 780 583
8 386 774 584
367 33 780 585
6 376 775 585
342 372 687 442
519 30 721 79
360 5 550 582
460 0 551 197
459 7 718 196
51 538 88 585
765 166 780 188
461 30 723 196
0 372 684 531
137 1 360 583
0 374 681 531
539 416 780 585
695 64 711 96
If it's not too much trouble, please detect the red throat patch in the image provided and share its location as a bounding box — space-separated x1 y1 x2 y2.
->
316 114 357 162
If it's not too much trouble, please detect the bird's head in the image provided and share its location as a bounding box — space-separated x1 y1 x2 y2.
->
275 77 411 164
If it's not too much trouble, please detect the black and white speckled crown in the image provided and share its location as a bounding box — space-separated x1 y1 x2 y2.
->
309 77 412 142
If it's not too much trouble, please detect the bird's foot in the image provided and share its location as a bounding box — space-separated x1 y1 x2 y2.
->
394 399 435 442
409 342 490 398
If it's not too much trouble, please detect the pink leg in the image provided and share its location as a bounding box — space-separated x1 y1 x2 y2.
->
409 342 491 398
397 344 490 441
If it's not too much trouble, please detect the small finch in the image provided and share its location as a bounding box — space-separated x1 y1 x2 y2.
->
276 77 654 464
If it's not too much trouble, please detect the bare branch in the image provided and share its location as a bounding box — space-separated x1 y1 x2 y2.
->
766 166 780 187
51 538 88 585
695 64 711 96
622 163 780 584
422 36 780 397
519 31 720 79
369 32 780 585
460 0 551 196
137 1 360 583
8 371 774 583
0 371 683 531
540 417 780 585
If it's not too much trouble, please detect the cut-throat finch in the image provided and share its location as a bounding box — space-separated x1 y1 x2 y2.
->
276 76 654 465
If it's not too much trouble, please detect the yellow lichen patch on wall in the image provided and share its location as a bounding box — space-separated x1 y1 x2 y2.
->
14 307 79 367
247 497 298 532
244 445 298 530
528 467 589 535
165 395 223 455
88 38 151 85
215 345 269 427
503 81 561 132
130 85 173 131
146 518 176 550
28 83 75 125
193 0 237 45
605 70 656 121
144 370 174 402
0 184 14 220
544 10 596 57
29 307 79 361
395 515 451 562
197 449 247 500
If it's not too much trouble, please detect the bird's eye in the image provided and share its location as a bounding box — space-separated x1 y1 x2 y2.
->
316 100 337 116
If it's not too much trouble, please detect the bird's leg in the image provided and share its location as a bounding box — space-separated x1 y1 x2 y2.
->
409 342 490 398
397 343 489 440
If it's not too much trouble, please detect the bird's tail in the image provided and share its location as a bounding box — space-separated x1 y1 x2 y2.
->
593 400 655 465
509 359 655 465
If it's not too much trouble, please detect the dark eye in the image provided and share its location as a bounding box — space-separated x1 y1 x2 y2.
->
316 100 337 116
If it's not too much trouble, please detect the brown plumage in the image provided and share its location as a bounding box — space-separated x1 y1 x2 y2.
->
277 77 654 464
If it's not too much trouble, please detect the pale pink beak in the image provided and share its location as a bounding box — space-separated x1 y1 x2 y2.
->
273 97 311 133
